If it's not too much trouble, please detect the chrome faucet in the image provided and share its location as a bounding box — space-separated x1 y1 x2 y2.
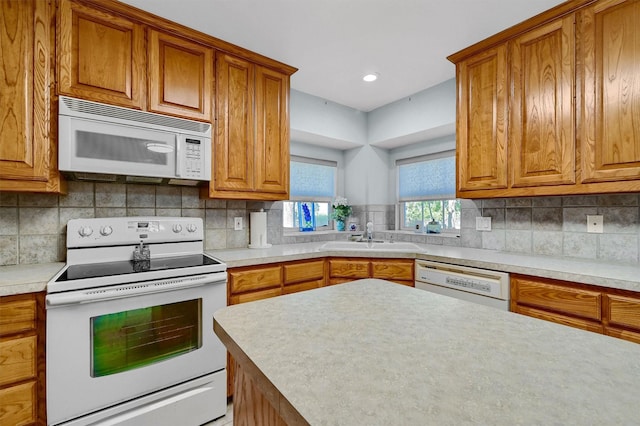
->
366 222 374 242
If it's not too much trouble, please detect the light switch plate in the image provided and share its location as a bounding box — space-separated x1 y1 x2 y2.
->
587 215 603 233
234 217 243 231
475 216 492 231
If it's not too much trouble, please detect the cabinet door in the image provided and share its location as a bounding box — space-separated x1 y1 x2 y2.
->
228 265 282 295
148 30 213 121
370 259 414 285
58 0 145 109
0 0 63 192
0 381 36 426
456 45 508 192
604 293 640 343
254 65 290 198
213 53 255 192
328 259 369 279
510 16 575 188
580 0 640 183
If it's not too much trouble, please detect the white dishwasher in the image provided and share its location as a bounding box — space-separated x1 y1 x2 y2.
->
415 260 510 310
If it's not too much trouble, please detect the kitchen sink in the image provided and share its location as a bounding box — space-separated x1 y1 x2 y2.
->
319 241 423 252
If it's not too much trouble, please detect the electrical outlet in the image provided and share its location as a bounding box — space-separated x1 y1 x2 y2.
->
234 217 243 231
475 216 492 231
587 215 603 233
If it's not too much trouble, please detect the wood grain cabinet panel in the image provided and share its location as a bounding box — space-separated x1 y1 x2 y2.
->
511 273 640 345
455 45 508 192
579 0 640 183
0 293 43 425
329 258 370 284
509 15 575 188
605 294 640 331
208 52 293 200
0 381 37 426
512 275 602 321
0 298 35 336
450 0 640 198
283 260 324 284
148 29 213 121
253 65 289 196
0 0 64 193
0 335 37 387
228 265 282 294
57 0 145 109
370 259 414 286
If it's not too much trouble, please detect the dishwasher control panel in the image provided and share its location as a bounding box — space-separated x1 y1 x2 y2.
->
415 260 510 300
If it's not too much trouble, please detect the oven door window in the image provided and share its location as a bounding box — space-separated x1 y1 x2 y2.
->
91 299 202 377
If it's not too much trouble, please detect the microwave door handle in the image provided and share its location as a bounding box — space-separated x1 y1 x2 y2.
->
175 135 182 177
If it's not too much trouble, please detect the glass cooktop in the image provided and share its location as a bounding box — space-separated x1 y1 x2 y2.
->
56 254 221 282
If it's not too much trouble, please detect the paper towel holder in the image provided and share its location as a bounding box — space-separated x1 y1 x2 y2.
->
248 209 272 249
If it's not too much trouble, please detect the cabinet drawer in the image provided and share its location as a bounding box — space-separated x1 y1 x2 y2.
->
606 294 640 331
282 279 323 295
513 276 602 321
229 266 282 294
0 380 36 426
0 296 36 336
229 287 281 305
283 260 324 284
516 305 603 334
371 260 413 280
328 259 369 278
0 335 37 387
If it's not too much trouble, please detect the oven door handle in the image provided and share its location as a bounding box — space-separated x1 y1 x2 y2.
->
46 274 226 307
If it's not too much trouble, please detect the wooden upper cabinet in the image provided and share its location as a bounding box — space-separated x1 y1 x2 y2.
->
148 29 213 121
450 0 640 198
209 52 292 200
579 0 640 183
509 15 576 188
213 53 254 193
57 0 145 109
456 45 508 192
254 65 290 196
0 0 64 193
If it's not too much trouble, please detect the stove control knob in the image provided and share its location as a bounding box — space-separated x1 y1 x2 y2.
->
186 223 197 233
78 226 93 237
172 224 183 233
100 226 113 236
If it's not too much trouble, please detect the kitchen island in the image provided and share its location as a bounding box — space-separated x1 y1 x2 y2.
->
214 279 640 425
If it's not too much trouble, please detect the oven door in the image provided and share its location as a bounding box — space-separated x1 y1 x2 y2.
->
46 274 226 425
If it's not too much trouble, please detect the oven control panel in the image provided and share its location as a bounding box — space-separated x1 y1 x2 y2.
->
67 217 203 248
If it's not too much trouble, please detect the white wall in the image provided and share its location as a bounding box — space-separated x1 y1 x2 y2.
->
289 79 457 205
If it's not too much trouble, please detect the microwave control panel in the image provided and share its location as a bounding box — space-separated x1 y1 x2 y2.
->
183 138 204 178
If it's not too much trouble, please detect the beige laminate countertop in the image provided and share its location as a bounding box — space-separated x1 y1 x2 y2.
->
214 279 640 425
210 242 640 292
2 241 640 296
0 262 64 297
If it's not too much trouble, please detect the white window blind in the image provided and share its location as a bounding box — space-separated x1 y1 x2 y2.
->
397 150 456 201
289 156 336 200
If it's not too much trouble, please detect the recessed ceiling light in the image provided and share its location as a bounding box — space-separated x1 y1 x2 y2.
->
363 73 378 82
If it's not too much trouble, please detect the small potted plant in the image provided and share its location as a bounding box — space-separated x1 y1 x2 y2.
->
331 196 352 231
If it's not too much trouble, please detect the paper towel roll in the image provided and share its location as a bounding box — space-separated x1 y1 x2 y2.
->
249 210 271 248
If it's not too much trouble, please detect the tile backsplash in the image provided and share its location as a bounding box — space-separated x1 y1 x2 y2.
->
1 184 639 266
457 194 640 265
0 182 277 266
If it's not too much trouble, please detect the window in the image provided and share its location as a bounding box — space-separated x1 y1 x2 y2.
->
283 156 336 230
397 151 460 233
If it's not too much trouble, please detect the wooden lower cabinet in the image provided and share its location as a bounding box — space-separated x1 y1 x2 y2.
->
511 274 640 344
328 258 414 286
0 292 44 426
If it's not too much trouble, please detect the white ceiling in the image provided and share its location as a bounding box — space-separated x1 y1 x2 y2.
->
120 0 566 112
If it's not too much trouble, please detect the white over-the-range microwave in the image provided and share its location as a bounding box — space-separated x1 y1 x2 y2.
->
58 96 211 185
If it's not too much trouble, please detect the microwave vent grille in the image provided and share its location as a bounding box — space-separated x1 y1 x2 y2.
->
60 96 211 134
